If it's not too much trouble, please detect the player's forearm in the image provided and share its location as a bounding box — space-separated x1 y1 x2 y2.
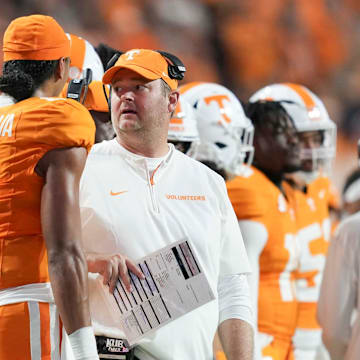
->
218 318 254 360
48 247 91 334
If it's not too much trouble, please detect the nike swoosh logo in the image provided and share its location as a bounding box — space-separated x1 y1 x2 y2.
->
110 190 128 196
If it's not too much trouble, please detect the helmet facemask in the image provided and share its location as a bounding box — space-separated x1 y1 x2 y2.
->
168 97 200 157
294 125 336 184
195 120 254 177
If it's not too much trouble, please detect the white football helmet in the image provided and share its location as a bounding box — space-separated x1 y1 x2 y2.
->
180 82 254 176
250 83 336 182
66 33 104 81
168 96 199 157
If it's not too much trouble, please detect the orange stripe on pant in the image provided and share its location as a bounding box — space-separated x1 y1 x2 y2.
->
0 301 61 360
0 302 31 359
40 302 51 359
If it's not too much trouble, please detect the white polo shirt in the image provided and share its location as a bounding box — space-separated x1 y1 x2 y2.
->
80 139 251 360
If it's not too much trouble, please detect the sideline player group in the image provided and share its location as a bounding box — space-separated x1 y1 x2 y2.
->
0 13 358 360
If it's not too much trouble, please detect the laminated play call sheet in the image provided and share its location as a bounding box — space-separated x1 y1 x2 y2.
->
105 239 215 345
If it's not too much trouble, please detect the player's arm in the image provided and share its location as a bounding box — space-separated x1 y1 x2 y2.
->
37 147 98 359
317 220 357 359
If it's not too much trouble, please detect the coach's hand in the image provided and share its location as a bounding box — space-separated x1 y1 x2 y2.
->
86 253 144 293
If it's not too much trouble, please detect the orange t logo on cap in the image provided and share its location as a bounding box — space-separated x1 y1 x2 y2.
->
204 95 231 124
125 50 141 61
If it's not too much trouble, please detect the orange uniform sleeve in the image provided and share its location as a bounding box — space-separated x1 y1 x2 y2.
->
227 175 267 219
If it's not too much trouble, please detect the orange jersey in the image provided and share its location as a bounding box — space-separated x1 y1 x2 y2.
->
283 177 332 331
227 166 299 343
0 97 95 290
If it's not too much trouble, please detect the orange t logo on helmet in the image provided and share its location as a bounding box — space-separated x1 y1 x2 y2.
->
204 95 231 124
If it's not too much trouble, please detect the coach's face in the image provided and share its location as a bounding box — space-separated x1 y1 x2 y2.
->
110 69 177 136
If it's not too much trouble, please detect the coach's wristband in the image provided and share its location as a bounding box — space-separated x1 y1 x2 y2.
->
68 326 99 360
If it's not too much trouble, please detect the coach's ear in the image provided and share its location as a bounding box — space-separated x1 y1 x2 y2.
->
168 90 179 114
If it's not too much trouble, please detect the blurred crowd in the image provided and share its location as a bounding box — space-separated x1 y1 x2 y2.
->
1 0 360 190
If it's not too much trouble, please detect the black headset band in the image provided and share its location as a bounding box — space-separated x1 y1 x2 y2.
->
103 52 122 112
156 50 186 79
105 50 186 80
105 52 123 70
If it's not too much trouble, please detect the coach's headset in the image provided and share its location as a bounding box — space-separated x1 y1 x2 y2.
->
102 50 186 113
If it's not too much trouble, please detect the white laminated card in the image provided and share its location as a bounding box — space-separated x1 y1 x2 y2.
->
100 238 215 345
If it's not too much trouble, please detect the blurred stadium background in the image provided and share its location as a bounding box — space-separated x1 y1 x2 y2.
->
1 0 359 193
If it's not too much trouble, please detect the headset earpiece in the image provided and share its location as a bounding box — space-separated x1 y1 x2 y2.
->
156 50 186 80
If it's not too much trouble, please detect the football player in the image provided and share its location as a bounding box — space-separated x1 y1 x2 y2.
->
227 98 301 360
0 15 98 359
250 83 337 360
